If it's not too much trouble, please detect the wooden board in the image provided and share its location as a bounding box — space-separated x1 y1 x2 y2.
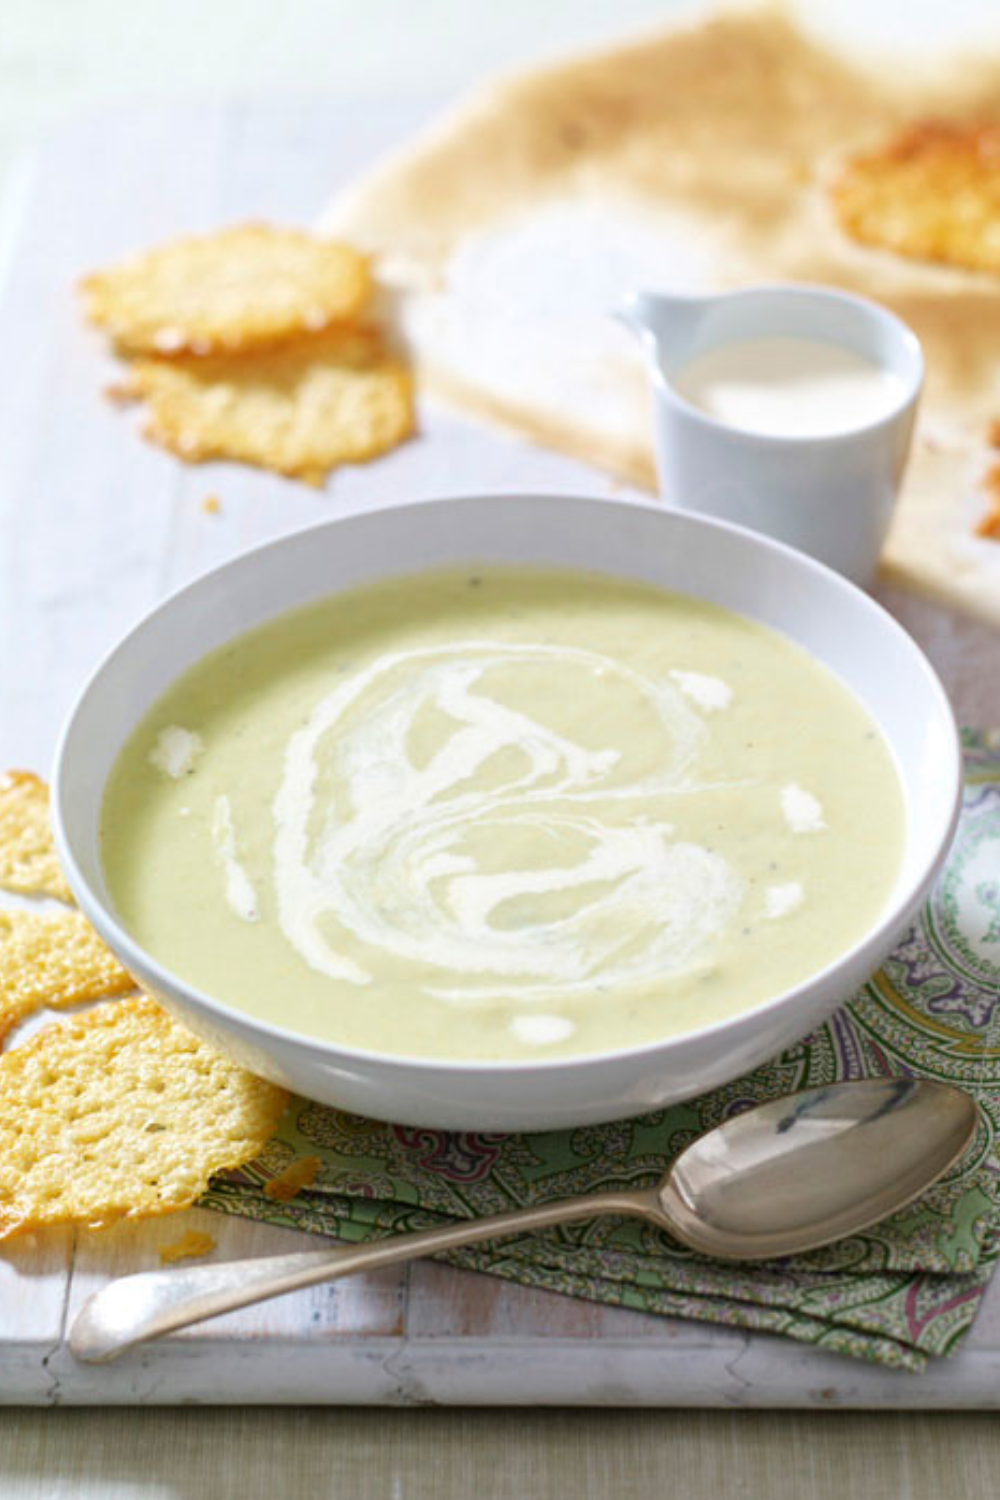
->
1 100 999 1407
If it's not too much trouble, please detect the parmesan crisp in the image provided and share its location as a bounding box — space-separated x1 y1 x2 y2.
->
80 224 371 356
0 771 73 904
0 996 288 1241
128 327 414 484
0 908 133 1040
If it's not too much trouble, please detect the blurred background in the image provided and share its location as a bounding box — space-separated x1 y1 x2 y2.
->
4 0 1000 195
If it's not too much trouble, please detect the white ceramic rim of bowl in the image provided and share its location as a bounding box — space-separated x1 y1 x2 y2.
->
51 492 962 1081
643 282 925 447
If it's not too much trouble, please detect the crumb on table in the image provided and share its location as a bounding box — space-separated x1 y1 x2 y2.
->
159 1229 217 1264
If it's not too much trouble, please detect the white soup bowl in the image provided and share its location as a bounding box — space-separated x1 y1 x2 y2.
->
52 494 961 1130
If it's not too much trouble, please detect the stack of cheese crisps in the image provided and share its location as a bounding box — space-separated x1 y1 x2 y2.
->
0 770 287 1243
81 223 415 485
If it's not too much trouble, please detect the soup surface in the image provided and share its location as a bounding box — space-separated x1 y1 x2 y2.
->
101 568 904 1060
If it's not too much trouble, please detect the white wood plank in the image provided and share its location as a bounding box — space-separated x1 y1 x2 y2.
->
0 107 234 771
28 1305 1000 1408
407 1259 673 1340
0 99 998 1408
65 1208 406 1343
0 1229 73 1403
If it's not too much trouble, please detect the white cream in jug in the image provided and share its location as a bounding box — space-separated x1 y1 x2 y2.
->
672 337 904 437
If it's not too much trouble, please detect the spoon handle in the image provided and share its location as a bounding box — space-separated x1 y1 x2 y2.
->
70 1188 656 1363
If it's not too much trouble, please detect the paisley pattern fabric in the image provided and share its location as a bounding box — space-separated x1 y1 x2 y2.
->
203 731 1000 1370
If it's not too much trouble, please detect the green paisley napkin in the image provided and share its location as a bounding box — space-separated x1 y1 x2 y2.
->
202 731 1000 1371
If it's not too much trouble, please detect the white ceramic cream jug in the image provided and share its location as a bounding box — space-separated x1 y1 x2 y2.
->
619 283 923 586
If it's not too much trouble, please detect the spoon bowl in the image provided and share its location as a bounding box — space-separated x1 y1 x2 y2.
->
70 1079 978 1363
657 1077 979 1259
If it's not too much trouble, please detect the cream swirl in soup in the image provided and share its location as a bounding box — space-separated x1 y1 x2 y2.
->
271 642 741 1002
101 568 904 1061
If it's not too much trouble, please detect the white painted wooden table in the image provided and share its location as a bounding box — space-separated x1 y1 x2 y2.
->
1 101 998 1408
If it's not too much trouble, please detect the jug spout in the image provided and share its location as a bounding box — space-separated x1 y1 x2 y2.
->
615 289 716 372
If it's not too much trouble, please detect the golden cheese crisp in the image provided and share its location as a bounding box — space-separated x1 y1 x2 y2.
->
977 462 1000 540
0 771 73 903
80 224 372 356
0 908 134 1040
263 1155 321 1203
832 120 1000 275
158 1228 217 1264
127 327 415 484
0 996 288 1241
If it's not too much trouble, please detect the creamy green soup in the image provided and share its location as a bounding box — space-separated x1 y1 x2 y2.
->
101 568 904 1061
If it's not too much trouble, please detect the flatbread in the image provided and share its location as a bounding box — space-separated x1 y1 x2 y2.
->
320 9 1000 626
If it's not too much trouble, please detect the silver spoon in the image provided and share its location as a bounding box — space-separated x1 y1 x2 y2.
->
70 1078 977 1363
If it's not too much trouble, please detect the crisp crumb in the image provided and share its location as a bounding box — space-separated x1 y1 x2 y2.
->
159 1229 216 1264
264 1155 321 1202
201 494 222 516
103 382 135 407
976 506 1000 540
976 462 1000 540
